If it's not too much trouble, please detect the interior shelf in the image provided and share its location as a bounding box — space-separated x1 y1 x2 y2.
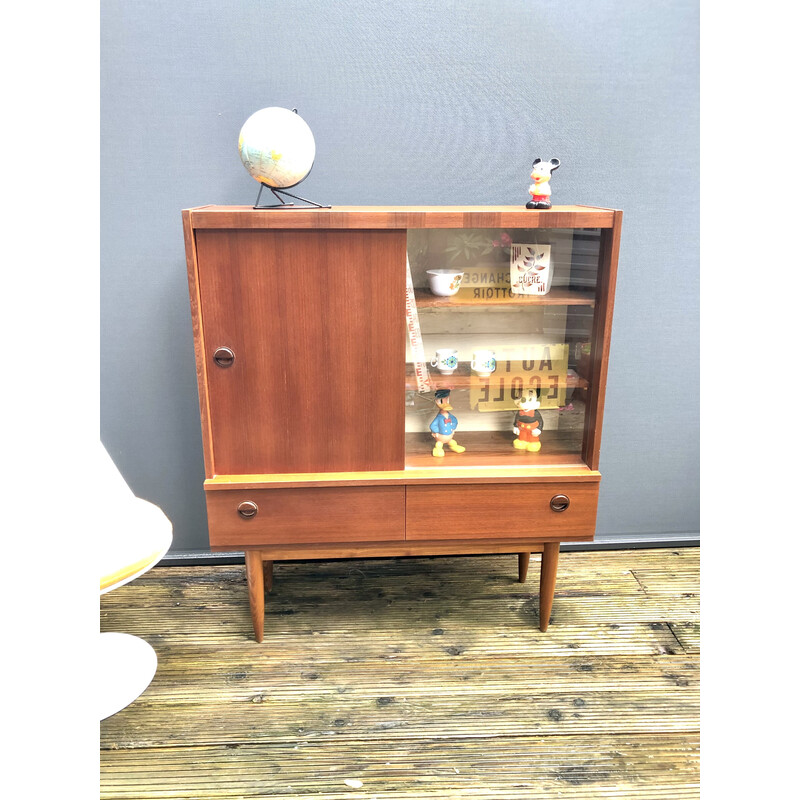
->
404 430 586 469
405 363 589 391
414 286 596 308
405 334 580 364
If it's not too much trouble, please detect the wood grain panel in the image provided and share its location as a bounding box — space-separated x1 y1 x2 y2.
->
205 486 405 547
101 549 699 798
195 228 406 474
204 465 601 489
211 539 548 558
188 205 617 230
406 483 599 541
182 210 216 478
102 735 700 800
582 211 623 470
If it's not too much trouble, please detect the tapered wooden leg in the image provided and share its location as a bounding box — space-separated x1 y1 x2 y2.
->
263 560 274 593
245 550 265 643
539 542 560 632
518 552 530 583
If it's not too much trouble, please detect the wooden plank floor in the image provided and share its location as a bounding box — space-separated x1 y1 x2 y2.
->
101 547 699 799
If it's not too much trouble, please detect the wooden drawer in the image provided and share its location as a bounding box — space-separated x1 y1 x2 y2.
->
206 486 405 547
405 482 599 541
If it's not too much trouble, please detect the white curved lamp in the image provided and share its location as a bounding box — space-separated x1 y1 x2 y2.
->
98 443 172 720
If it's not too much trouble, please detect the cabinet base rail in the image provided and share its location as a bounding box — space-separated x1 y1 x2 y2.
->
243 544 562 642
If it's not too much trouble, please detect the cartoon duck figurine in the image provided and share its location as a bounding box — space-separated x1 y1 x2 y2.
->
430 389 466 458
513 387 544 452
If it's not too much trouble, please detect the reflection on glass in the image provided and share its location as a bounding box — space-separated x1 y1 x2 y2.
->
405 228 600 468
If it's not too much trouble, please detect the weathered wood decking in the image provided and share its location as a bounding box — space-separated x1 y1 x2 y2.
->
100 547 699 798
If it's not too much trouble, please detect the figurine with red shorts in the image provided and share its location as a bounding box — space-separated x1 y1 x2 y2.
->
513 387 544 452
526 158 560 209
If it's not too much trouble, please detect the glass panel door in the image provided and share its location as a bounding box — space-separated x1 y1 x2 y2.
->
404 227 601 468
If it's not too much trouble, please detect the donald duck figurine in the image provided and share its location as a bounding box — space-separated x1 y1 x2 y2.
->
430 389 466 458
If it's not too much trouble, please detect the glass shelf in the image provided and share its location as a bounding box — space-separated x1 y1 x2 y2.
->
414 286 596 308
404 363 589 391
404 428 587 470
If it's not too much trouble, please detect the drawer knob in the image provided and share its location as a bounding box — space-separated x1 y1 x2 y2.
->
213 347 235 368
550 494 570 512
237 501 258 519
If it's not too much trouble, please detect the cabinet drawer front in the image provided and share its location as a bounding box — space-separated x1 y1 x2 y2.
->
406 483 598 541
206 486 405 547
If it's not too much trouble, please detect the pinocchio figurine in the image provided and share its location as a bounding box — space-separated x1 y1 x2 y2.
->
430 389 466 458
513 387 544 452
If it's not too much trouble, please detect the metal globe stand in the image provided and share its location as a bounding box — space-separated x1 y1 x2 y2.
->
254 183 331 210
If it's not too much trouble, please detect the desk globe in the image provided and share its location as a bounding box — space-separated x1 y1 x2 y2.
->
238 106 328 208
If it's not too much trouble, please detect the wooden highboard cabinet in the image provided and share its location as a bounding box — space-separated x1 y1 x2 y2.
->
183 205 622 641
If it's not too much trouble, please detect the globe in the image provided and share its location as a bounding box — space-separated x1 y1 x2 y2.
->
238 107 316 189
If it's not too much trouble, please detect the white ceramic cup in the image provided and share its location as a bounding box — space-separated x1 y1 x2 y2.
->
471 350 496 377
427 269 464 297
431 349 459 375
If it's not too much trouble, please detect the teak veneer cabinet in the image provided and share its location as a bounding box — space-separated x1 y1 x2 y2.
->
183 205 622 641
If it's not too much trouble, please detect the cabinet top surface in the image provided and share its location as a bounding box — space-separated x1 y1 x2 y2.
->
185 205 621 230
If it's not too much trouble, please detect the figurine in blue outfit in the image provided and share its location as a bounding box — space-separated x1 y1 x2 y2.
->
430 389 466 458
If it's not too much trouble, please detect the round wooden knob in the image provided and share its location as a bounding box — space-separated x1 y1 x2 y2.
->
237 501 258 519
213 347 235 368
550 494 570 512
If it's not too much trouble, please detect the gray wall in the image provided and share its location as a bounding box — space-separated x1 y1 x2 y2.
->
101 0 699 554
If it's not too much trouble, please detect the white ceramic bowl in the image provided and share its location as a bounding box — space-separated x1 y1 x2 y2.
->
427 269 464 297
